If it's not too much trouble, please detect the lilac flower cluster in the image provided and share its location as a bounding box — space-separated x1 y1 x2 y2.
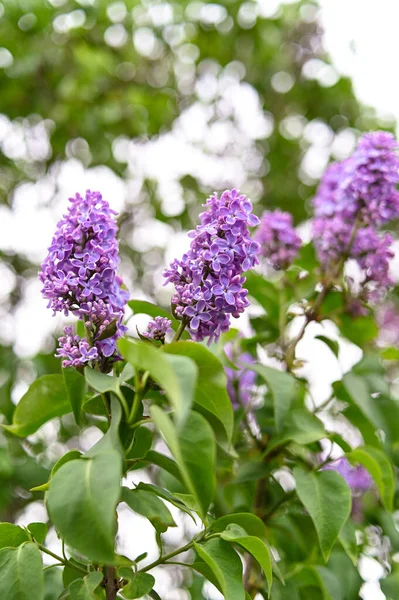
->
143 316 172 343
224 343 256 408
323 457 372 496
163 189 260 343
39 190 128 369
255 210 301 270
312 131 399 298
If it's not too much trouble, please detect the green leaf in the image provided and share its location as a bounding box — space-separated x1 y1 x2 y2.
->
118 338 197 425
339 314 378 346
27 523 48 545
265 408 325 456
128 300 178 327
381 347 399 360
315 335 339 358
210 513 267 539
294 468 351 561
145 450 183 484
48 452 121 563
63 368 87 425
119 569 155 599
3 375 70 437
163 341 234 444
122 487 176 533
0 523 29 550
126 427 152 460
133 483 195 520
0 542 44 600
31 450 82 492
150 407 215 518
381 570 399 599
243 364 297 432
341 373 385 431
338 520 358 566
193 538 245 600
245 272 280 321
84 367 126 415
69 572 103 600
347 446 394 511
221 525 272 593
47 399 123 563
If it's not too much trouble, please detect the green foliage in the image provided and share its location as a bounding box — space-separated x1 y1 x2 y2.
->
0 543 44 600
194 538 245 600
3 375 70 437
150 407 215 518
294 468 352 561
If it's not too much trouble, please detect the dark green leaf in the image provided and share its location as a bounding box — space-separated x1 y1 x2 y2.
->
244 364 297 432
150 407 215 518
0 523 29 550
119 339 197 425
347 446 394 511
133 483 195 520
3 375 70 437
163 342 234 444
63 368 87 425
210 513 267 539
315 336 339 359
193 538 245 600
338 520 357 566
127 300 177 327
119 569 155 599
0 543 44 600
122 487 176 533
265 409 325 456
221 524 272 592
69 572 103 600
126 427 152 460
27 523 48 545
31 450 82 492
294 468 351 561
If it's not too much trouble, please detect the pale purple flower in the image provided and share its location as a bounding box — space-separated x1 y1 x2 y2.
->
255 210 301 270
224 343 256 407
323 457 372 495
143 316 173 343
40 190 128 369
163 189 260 343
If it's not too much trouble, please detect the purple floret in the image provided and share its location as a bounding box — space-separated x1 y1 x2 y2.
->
224 343 256 408
255 209 301 270
323 457 372 496
39 190 128 369
163 189 260 344
143 316 173 343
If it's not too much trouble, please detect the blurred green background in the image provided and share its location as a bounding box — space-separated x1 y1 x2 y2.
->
0 0 394 582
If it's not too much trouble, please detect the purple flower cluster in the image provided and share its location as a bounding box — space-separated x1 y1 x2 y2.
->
323 457 372 496
255 210 301 270
163 189 260 343
39 190 128 369
224 343 256 408
312 131 399 299
143 316 172 343
377 302 399 346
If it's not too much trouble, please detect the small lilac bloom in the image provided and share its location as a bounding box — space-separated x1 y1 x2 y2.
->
143 316 173 343
323 457 372 495
224 343 256 407
255 210 301 270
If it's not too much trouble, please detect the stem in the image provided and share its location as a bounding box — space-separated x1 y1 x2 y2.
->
139 540 195 573
37 544 87 575
105 566 117 600
172 319 187 342
285 217 361 370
